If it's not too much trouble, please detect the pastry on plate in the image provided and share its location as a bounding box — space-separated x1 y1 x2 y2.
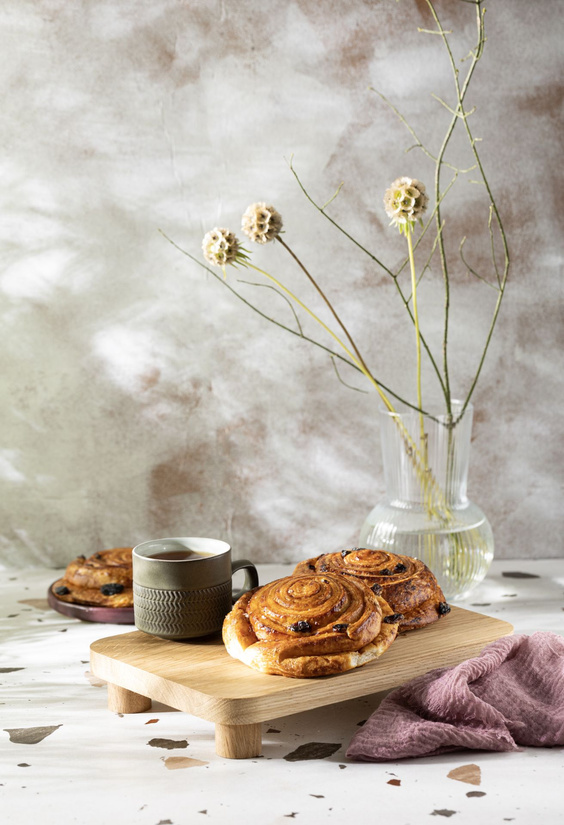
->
222 571 400 678
293 548 450 633
52 547 133 608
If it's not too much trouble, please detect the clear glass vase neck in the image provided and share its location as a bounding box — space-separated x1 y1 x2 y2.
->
379 401 473 508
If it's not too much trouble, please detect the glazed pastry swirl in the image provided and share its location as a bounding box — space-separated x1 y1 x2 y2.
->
52 547 134 608
65 547 133 588
293 548 449 633
51 578 133 608
250 574 381 652
222 572 399 677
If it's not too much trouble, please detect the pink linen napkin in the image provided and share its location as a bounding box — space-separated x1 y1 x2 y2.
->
347 631 564 761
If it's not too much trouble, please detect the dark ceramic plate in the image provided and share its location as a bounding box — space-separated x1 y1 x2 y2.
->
47 582 135 624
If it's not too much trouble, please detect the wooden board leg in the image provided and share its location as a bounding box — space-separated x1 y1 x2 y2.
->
107 682 152 714
215 722 262 759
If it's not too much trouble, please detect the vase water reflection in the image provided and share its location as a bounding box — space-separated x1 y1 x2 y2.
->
359 402 494 601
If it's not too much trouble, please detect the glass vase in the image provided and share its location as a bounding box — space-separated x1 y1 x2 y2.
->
359 401 494 601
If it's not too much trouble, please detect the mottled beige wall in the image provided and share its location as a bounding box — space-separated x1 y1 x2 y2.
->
1 0 562 568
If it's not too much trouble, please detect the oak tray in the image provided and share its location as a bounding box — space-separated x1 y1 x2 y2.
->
90 606 513 759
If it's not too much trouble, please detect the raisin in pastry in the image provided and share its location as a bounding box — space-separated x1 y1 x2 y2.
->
222 572 399 678
293 548 449 633
64 547 133 589
52 547 133 608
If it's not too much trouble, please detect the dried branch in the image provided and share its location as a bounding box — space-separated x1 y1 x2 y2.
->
330 356 369 393
288 157 448 401
161 230 425 413
425 0 510 419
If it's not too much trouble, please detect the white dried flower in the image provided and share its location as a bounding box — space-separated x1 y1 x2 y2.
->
202 227 240 267
384 177 428 232
241 202 283 244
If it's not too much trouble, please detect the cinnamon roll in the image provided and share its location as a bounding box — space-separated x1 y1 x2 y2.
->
65 547 133 588
51 547 133 608
222 572 399 678
293 548 450 633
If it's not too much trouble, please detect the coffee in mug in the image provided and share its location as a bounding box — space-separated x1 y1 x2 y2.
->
132 537 259 640
147 549 213 561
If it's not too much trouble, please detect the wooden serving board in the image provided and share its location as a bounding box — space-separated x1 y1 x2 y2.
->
90 606 513 759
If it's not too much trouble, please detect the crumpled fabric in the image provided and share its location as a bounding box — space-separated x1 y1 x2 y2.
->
346 631 564 761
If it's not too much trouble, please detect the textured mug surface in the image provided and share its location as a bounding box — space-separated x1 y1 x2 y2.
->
132 537 258 639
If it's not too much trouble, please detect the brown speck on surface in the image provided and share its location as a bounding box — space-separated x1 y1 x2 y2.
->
471 603 491 607
148 738 188 750
0 668 25 673
4 725 62 745
338 764 347 769
502 571 540 579
447 764 481 786
284 815 298 819
387 778 401 786
17 763 31 768
267 727 281 733
466 791 487 798
162 756 208 770
156 820 173 825
283 742 341 762
145 718 159 725
17 599 50 610
431 811 457 818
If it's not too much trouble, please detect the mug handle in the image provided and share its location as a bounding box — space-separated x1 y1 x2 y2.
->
231 559 259 602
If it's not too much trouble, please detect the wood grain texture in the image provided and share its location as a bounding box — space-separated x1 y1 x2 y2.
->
107 683 152 714
90 606 513 727
215 723 262 759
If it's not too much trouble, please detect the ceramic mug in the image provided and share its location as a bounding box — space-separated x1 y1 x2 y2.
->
132 537 259 640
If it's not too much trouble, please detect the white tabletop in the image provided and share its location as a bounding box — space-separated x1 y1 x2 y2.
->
1 558 563 825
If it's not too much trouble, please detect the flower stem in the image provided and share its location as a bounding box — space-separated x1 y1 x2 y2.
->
244 260 396 412
425 0 488 418
406 228 427 459
276 236 375 389
288 157 448 405
242 258 450 517
406 229 423 417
